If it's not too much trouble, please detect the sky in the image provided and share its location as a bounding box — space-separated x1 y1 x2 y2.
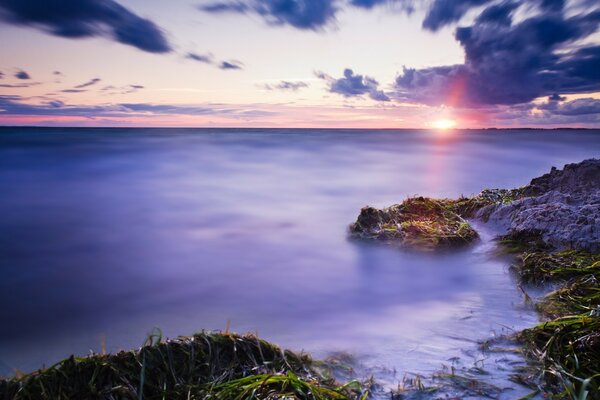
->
0 0 599 128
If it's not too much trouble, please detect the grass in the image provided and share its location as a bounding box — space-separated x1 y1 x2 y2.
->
0 332 366 400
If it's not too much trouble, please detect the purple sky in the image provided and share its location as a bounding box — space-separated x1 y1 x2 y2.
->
0 0 599 128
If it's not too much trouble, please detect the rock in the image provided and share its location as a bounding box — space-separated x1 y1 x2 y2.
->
485 159 600 253
349 197 478 250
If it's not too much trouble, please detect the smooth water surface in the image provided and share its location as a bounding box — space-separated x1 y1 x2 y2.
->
1 128 599 394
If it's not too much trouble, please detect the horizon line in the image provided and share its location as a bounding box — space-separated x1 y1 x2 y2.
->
0 126 598 131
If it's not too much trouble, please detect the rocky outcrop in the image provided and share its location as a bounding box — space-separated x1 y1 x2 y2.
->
481 159 600 253
350 159 599 253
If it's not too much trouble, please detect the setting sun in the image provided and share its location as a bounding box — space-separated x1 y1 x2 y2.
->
432 119 457 130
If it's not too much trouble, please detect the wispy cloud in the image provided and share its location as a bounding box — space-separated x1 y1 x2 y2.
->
0 95 276 119
0 82 40 88
186 52 213 64
74 78 101 89
259 81 309 91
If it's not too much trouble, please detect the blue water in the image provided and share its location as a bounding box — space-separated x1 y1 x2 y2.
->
1 128 599 395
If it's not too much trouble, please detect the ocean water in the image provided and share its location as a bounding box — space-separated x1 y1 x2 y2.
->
1 128 599 395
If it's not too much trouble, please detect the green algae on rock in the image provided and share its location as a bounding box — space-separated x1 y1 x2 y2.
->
0 332 365 400
349 196 479 250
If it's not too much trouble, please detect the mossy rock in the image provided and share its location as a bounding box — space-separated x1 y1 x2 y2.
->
349 196 479 250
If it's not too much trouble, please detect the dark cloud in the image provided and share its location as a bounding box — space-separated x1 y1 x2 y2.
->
0 71 4 79
0 0 171 53
422 0 489 31
548 93 566 102
53 71 62 75
74 78 101 89
15 70 31 79
61 89 87 93
539 97 600 116
475 1 518 26
200 0 338 30
395 3 600 106
320 68 390 101
261 81 309 91
349 0 414 11
219 60 243 70
186 52 213 64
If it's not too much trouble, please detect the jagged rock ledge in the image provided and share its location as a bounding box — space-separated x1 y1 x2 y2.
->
481 158 600 253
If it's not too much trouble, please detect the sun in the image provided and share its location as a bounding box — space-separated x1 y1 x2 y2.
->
432 119 457 130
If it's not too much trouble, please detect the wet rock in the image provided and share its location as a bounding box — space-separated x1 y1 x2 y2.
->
484 159 600 253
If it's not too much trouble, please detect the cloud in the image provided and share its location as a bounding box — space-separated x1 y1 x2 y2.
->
15 70 31 79
0 0 171 53
539 97 600 116
0 83 39 88
74 78 101 88
474 1 518 26
260 80 309 91
0 95 275 119
320 68 390 101
0 71 4 79
61 89 87 93
349 0 414 11
98 84 145 95
548 93 566 102
422 0 489 31
0 80 41 88
219 60 243 70
186 52 213 64
394 2 600 107
200 0 338 30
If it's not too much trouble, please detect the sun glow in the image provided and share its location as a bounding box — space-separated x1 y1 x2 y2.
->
432 119 457 130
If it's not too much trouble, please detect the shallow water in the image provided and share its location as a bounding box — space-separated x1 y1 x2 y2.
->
1 128 599 395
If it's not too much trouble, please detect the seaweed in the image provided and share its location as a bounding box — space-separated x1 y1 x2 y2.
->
518 315 600 399
0 332 365 400
514 250 600 285
503 241 600 398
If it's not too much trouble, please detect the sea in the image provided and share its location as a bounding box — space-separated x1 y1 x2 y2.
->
1 127 599 397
